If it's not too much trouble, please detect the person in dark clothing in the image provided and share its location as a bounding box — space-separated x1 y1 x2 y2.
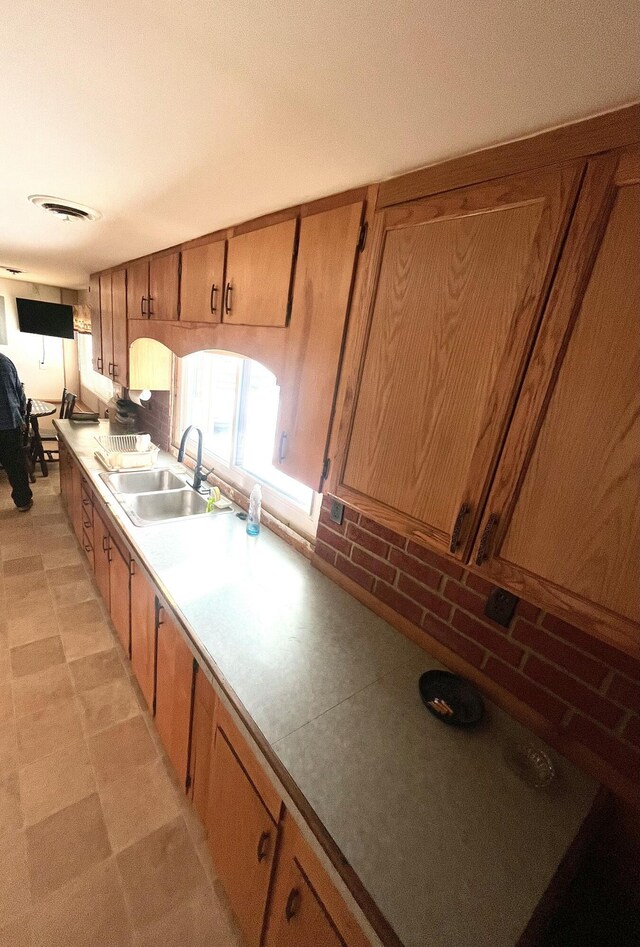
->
0 352 33 511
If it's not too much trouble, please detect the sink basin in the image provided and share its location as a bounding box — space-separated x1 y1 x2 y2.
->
122 489 209 525
105 469 186 494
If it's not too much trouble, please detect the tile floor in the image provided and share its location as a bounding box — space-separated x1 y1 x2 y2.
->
0 467 244 946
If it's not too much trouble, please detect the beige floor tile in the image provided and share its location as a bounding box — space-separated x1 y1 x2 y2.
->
99 757 180 853
46 564 89 587
7 592 56 622
31 857 133 947
117 815 208 929
10 635 66 679
36 521 72 539
57 597 105 626
0 915 33 947
5 571 48 603
19 740 96 827
78 676 140 736
0 682 12 725
133 890 244 947
0 772 22 837
0 830 31 923
30 512 67 528
50 578 96 608
0 719 18 771
70 648 126 693
16 696 84 766
1 540 33 561
60 620 114 662
13 664 73 718
8 612 59 649
26 793 111 900
41 538 83 570
2 556 44 578
88 715 157 786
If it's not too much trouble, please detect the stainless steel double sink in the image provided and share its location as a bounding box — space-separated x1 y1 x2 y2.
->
101 467 211 526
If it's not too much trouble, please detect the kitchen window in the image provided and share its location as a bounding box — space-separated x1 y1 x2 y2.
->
174 350 321 538
76 332 114 403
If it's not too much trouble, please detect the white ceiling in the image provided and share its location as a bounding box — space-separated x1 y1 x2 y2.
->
0 0 638 289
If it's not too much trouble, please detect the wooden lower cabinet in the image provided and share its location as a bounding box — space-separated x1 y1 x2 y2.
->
130 565 156 710
92 505 111 604
154 606 194 789
265 814 369 947
108 541 131 654
70 462 83 543
189 668 218 826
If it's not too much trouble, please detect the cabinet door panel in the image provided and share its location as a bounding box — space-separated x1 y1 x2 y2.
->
189 669 217 826
339 164 583 559
99 274 113 377
89 275 103 373
127 259 150 319
70 462 84 544
130 567 156 710
149 253 180 321
180 240 226 323
207 730 277 947
224 218 297 327
92 506 110 605
265 858 344 947
474 149 640 652
155 608 194 788
274 202 363 491
111 269 128 386
109 541 131 654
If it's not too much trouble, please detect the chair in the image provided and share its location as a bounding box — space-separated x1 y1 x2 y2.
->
38 389 77 463
22 399 36 484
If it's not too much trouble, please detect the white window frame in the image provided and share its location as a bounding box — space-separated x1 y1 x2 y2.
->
172 352 322 540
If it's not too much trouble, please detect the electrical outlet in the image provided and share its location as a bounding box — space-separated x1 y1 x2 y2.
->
330 499 344 525
484 587 519 628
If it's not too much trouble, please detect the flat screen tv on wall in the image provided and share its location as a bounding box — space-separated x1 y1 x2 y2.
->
16 298 75 340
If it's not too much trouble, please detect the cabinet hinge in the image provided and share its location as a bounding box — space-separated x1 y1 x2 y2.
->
357 221 368 253
192 657 198 674
292 230 300 261
321 457 331 481
286 295 293 324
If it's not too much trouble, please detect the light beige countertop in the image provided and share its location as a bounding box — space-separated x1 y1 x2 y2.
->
55 419 599 947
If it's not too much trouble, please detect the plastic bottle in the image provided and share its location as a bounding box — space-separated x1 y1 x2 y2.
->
246 484 262 536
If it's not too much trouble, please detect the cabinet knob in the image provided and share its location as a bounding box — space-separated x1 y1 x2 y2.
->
285 887 300 922
256 829 271 863
210 283 218 313
476 513 499 566
224 282 232 315
449 503 470 554
140 295 147 316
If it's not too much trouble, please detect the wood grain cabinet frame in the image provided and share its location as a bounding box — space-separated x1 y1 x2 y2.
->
223 218 298 327
470 147 640 655
332 162 584 563
180 239 226 323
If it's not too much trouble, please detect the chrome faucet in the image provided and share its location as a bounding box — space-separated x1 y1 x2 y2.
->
177 425 214 493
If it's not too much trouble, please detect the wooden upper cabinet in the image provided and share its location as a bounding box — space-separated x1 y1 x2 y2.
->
110 268 128 386
89 275 103 373
180 240 226 323
471 149 640 655
127 258 150 319
149 252 180 321
99 273 113 379
223 218 297 327
274 202 364 491
336 163 584 560
155 607 194 789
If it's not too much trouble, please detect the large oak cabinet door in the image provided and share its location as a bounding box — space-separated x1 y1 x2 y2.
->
99 274 113 379
189 669 217 826
337 164 583 560
223 218 297 327
154 607 194 789
207 729 277 947
472 149 640 654
127 259 150 319
109 541 131 654
111 268 128 385
274 202 364 491
130 567 157 710
180 240 226 323
88 275 102 373
92 506 111 605
149 253 180 321
265 858 344 947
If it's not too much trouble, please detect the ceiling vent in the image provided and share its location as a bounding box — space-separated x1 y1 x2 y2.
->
28 195 101 222
1 265 24 275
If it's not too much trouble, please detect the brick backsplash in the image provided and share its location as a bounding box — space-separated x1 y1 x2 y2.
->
133 390 172 451
317 496 640 785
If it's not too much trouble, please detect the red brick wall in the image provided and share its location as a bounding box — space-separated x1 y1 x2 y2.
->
316 496 639 786
134 390 172 451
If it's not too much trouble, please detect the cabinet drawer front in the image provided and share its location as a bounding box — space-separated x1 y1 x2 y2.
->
207 730 277 947
339 163 583 559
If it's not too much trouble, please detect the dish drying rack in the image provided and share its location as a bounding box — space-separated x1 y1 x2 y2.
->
94 434 159 471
